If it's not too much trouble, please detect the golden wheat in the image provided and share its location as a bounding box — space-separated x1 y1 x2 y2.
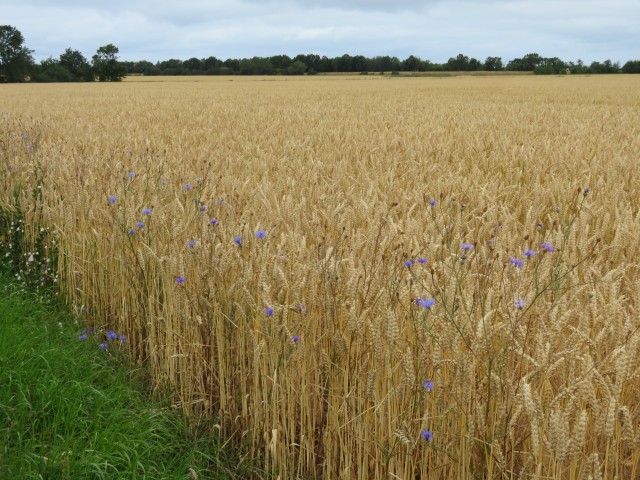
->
1 74 639 479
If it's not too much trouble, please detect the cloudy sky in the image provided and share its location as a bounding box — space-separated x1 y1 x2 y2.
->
4 0 639 64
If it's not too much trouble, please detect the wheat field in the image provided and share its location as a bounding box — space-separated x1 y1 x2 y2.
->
1 74 639 479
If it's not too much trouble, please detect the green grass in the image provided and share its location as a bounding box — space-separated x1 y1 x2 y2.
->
0 276 250 480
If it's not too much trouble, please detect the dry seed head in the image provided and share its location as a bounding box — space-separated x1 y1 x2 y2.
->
604 398 616 438
618 406 634 444
570 409 588 456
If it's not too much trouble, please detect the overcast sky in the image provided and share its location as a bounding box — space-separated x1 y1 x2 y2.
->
3 0 639 64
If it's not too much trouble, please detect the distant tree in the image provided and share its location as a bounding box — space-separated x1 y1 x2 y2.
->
567 59 589 74
59 48 93 81
287 60 307 75
183 57 202 72
446 53 471 71
507 53 544 71
269 54 292 72
402 55 422 72
484 56 503 71
534 57 567 75
202 56 222 72
0 25 34 82
132 60 159 75
31 57 75 82
622 60 640 73
92 44 127 81
239 57 273 75
589 59 620 74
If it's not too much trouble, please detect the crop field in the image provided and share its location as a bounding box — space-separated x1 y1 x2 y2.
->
1 74 639 479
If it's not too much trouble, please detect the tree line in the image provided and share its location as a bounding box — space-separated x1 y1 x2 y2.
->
2 24 639 83
1 25 126 82
123 53 640 76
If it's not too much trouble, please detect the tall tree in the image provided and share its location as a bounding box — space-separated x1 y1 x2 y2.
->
92 44 126 81
0 25 34 82
59 48 93 81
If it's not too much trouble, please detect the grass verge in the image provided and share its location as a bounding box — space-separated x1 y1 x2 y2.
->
0 275 249 480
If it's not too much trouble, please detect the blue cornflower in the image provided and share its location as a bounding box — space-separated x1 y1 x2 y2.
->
176 276 186 285
108 195 117 204
509 257 524 269
107 330 117 340
422 379 434 391
128 229 136 235
209 218 218 225
541 242 555 253
514 298 526 310
461 243 473 251
405 259 414 268
128 172 135 179
119 335 126 343
266 307 274 316
78 333 87 341
416 297 435 310
200 205 207 212
292 335 300 343
99 343 108 350
417 257 428 264
583 187 590 196
142 208 152 215
421 430 434 442
255 229 267 239
187 240 197 248
429 199 436 207
136 221 144 229
184 184 193 190
524 249 536 258
233 236 242 247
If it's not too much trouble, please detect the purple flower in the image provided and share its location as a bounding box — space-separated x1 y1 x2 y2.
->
184 184 193 190
422 380 434 391
187 240 197 248
524 249 536 258
404 259 414 268
514 298 526 310
107 330 117 340
209 218 218 226
142 208 152 215
176 276 186 285
583 186 590 196
416 297 435 310
99 343 108 350
509 257 524 269
233 236 242 247
78 333 87 341
429 199 436 207
108 196 117 204
200 205 207 212
136 221 144 229
255 229 267 239
292 335 300 343
541 242 555 253
119 335 126 343
128 229 136 235
266 307 274 316
461 243 474 251
417 257 428 264
128 172 135 179
420 430 433 442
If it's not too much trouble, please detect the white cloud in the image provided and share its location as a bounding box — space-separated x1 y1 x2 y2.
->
3 0 639 63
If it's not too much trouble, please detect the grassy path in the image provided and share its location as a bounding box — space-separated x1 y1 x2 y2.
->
0 277 246 479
